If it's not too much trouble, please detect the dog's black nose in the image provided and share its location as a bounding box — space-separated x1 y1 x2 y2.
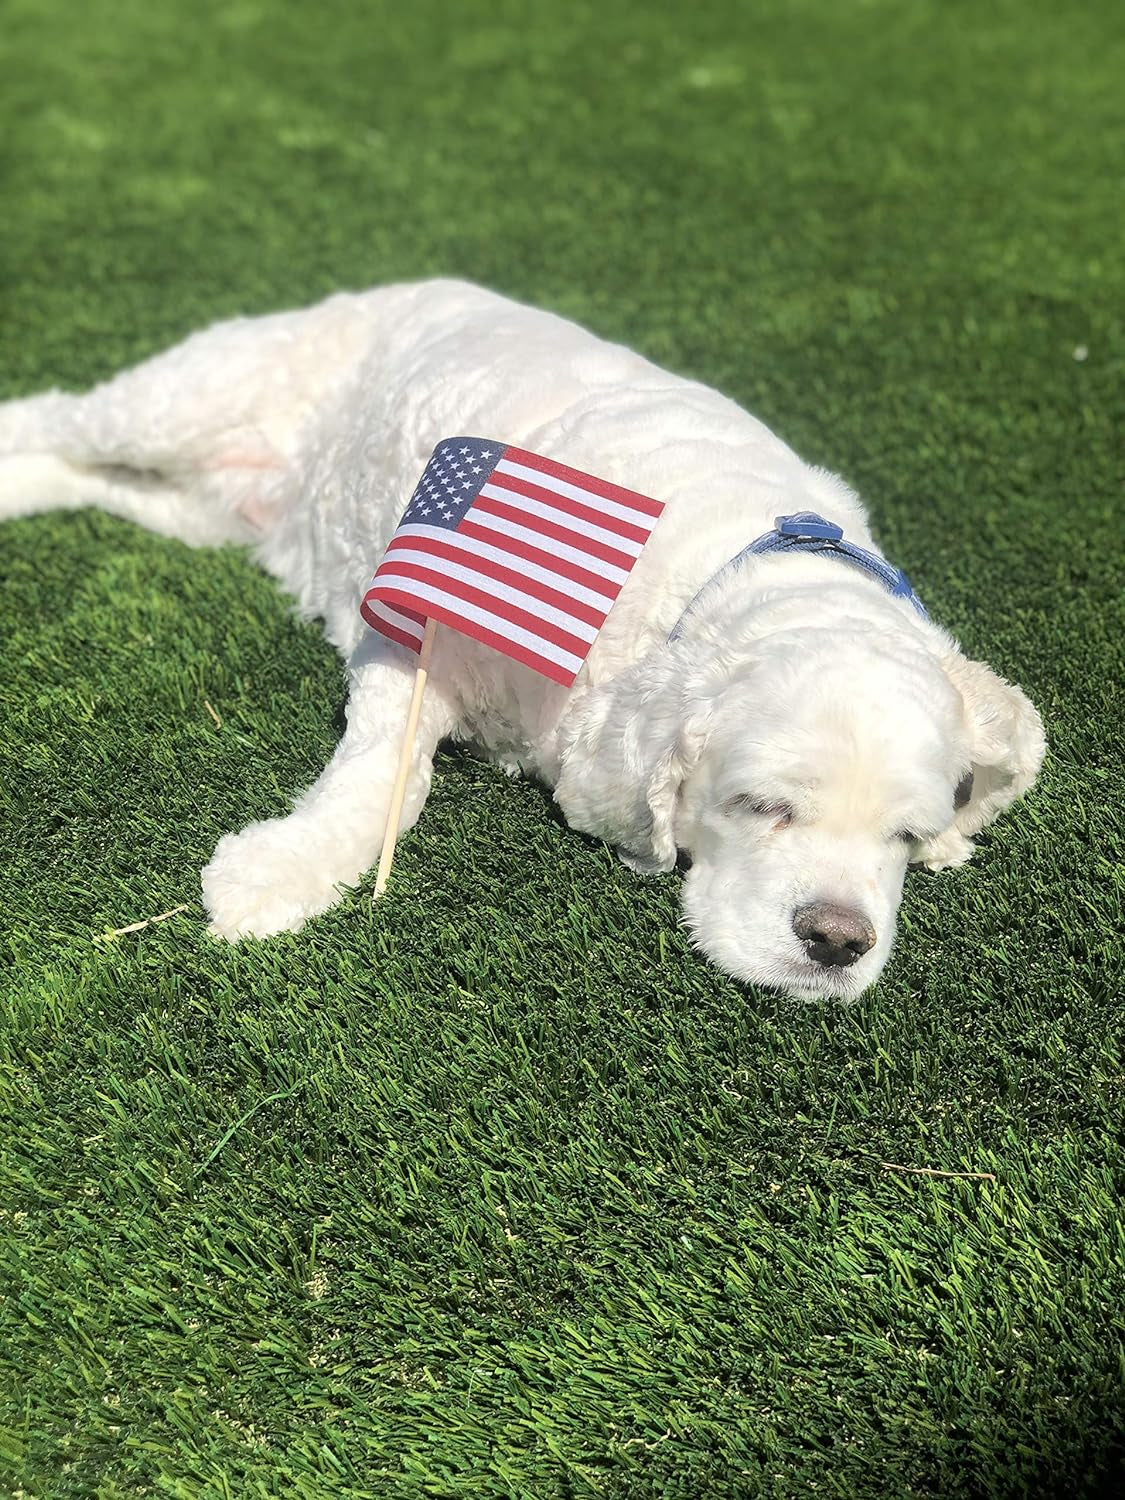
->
792 902 876 968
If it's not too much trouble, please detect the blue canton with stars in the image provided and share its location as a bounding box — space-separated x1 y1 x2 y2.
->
399 437 505 530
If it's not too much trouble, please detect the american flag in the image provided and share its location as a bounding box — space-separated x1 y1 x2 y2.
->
360 437 665 685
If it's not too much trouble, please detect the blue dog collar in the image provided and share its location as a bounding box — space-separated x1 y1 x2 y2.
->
668 510 927 641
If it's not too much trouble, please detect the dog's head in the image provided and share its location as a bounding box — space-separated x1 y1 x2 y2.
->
555 627 1044 999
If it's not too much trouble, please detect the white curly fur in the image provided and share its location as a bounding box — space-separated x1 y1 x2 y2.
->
0 279 1045 997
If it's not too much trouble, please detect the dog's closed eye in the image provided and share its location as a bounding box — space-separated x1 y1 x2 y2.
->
725 795 794 829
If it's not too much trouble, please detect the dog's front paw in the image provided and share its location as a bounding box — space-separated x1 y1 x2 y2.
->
201 817 350 940
915 827 975 872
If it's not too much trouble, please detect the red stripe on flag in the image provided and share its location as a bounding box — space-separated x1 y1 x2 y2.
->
487 469 652 544
370 562 592 659
384 534 607 628
504 446 664 518
471 494 636 572
456 519 623 600
375 588 578 686
360 588 426 627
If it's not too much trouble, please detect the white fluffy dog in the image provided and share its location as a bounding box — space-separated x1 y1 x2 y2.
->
0 280 1045 998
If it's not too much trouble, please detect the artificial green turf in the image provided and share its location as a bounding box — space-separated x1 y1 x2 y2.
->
2 0 1123 1494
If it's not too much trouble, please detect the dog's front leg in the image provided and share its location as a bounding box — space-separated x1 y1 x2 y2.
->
201 635 458 940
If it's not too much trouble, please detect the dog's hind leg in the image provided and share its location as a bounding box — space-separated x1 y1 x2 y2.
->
0 444 265 547
0 378 285 549
0 291 381 547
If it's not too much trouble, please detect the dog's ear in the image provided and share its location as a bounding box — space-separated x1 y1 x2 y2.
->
555 645 707 873
916 648 1045 869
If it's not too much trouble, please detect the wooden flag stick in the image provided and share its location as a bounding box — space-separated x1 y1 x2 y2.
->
374 617 438 898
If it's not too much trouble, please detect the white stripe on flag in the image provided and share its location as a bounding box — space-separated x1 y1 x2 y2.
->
391 525 618 612
372 576 585 677
367 598 426 644
466 505 632 585
494 457 656 527
479 482 646 557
